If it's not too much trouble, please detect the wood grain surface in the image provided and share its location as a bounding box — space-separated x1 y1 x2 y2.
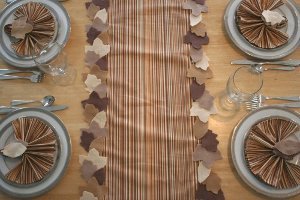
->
0 0 299 199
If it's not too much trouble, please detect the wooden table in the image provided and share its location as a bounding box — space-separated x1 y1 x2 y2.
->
0 0 299 199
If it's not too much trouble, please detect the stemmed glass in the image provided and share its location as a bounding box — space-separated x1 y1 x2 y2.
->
32 42 77 86
215 66 263 119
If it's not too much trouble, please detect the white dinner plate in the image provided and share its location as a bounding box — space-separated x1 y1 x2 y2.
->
231 106 300 198
0 108 71 198
224 0 300 60
0 0 70 68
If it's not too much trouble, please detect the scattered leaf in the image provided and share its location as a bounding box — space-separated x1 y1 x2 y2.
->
80 191 98 200
87 3 100 20
80 131 95 152
79 148 107 170
98 32 110 45
11 16 33 39
94 84 107 98
81 160 98 181
94 167 106 185
190 47 203 63
92 0 110 9
198 161 211 183
190 80 205 101
191 22 207 37
195 52 210 70
184 31 209 49
92 17 109 32
92 111 107 128
190 103 217 123
193 0 206 5
1 142 27 158
201 130 219 152
87 27 101 45
85 74 102 93
81 91 109 112
274 132 300 156
195 183 225 200
182 1 208 16
196 90 214 110
85 51 100 67
79 177 108 199
204 172 221 194
89 137 106 154
190 13 203 26
193 144 222 168
193 118 208 139
95 9 108 23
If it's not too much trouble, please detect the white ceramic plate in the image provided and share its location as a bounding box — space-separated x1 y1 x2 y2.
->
224 0 300 60
231 106 300 198
0 0 70 68
0 108 71 198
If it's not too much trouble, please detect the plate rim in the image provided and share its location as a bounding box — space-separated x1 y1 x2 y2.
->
0 108 71 198
231 106 300 198
224 0 300 60
0 0 71 68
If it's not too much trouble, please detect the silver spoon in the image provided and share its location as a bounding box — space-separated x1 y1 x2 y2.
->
10 95 56 107
251 64 295 73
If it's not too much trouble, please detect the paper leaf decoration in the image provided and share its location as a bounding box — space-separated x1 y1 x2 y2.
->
190 47 203 63
79 177 108 199
191 22 207 37
204 172 221 194
190 81 205 101
92 111 107 128
195 183 225 200
87 27 101 45
94 167 106 185
5 117 57 184
11 16 33 39
190 102 217 123
1 142 27 158
94 84 107 98
96 57 108 71
95 9 108 23
92 18 109 32
81 131 95 152
193 144 222 168
85 51 100 67
85 74 102 93
80 191 98 200
79 148 107 170
190 13 203 27
196 90 214 110
98 32 110 45
184 31 209 49
274 131 300 156
198 161 211 183
81 91 109 112
195 52 209 70
92 0 110 9
84 104 99 123
182 0 208 16
81 160 98 181
89 137 106 154
82 121 108 139
87 3 100 20
193 118 208 139
201 130 219 152
85 38 110 58
187 66 213 85
193 0 206 5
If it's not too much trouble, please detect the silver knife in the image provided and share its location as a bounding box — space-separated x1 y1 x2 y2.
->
231 59 300 67
0 105 68 115
273 102 300 108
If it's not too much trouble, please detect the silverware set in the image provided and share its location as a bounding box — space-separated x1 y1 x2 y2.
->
231 59 300 111
0 68 44 83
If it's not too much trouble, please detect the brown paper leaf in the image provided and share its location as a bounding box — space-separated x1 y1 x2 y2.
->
190 80 205 101
201 130 219 152
94 84 107 98
195 183 225 200
184 31 209 49
85 51 100 67
191 22 207 37
82 121 108 139
190 47 203 63
80 131 95 152
194 0 206 5
274 132 300 156
92 0 110 9
195 52 210 70
204 172 221 194
96 56 108 71
193 118 208 139
87 3 100 20
90 65 108 82
93 167 106 185
79 148 107 170
84 104 99 123
11 16 33 39
98 32 110 45
81 160 98 181
79 177 108 199
187 66 213 80
89 137 106 154
193 144 222 168
81 91 109 112
182 0 208 16
92 18 109 32
94 9 108 23
87 27 101 45
196 90 214 110
92 111 107 128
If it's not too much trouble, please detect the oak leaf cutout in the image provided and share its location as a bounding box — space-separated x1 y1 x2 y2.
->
80 131 95 152
190 47 203 63
89 137 106 155
92 18 109 32
87 27 101 45
190 81 205 101
193 144 222 168
187 66 213 85
94 84 107 98
94 9 108 23
1 142 27 158
11 16 33 39
190 13 203 26
191 22 207 37
85 51 100 67
81 91 109 112
193 118 208 139
198 161 211 183
184 31 209 49
79 148 107 170
79 177 108 199
195 52 209 70
98 32 110 45
201 130 219 152
87 3 100 20
84 104 99 123
94 167 106 185
196 90 214 110
81 160 98 181
204 172 222 194
92 111 107 128
182 0 208 16
80 191 98 200
82 121 108 139
92 0 110 9
190 102 217 123
195 183 225 200
85 74 102 93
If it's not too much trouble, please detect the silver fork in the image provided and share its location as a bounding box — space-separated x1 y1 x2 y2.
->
0 69 43 76
245 101 300 111
0 74 43 83
251 94 300 103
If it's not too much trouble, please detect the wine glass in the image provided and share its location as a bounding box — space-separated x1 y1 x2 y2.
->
215 66 263 119
33 42 77 86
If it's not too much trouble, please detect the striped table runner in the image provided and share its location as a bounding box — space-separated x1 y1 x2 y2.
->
107 0 196 199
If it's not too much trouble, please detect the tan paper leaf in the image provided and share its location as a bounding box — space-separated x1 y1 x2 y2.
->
198 161 211 183
85 74 102 93
190 47 203 63
204 172 221 194
93 38 110 58
274 131 300 156
79 148 107 170
89 138 106 155
98 32 110 45
186 66 213 82
80 191 98 200
94 9 108 23
196 90 214 110
79 177 108 199
87 3 100 20
193 144 222 168
94 84 107 98
190 13 203 26
81 160 98 181
191 22 207 37
193 118 208 139
11 16 33 39
90 66 109 82
92 111 107 128
84 104 99 123
195 52 209 70
190 102 217 123
1 142 27 158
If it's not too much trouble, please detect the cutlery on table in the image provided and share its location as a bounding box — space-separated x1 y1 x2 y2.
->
251 94 300 103
10 95 55 107
0 74 43 83
0 105 68 115
245 101 300 111
231 59 300 67
0 69 43 75
251 64 295 72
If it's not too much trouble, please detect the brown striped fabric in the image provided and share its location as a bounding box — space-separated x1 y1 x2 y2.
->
107 0 196 199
